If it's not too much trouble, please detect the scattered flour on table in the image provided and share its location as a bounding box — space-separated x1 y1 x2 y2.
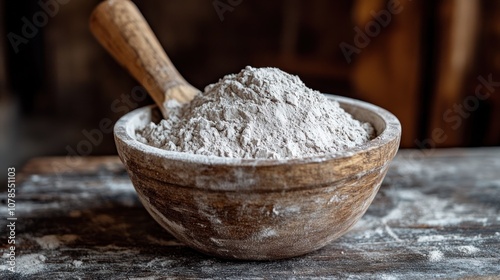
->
16 254 47 275
457 245 479 255
136 66 374 159
428 250 444 262
72 260 83 268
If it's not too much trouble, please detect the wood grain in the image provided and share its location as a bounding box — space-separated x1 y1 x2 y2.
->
1 149 499 278
89 0 199 118
21 156 122 175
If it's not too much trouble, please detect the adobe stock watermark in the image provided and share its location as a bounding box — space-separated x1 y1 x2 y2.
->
6 167 17 273
7 0 71 54
415 74 499 151
339 0 406 63
400 74 498 171
213 0 243 21
50 86 149 176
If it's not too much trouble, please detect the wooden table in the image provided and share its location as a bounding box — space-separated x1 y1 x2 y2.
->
1 149 499 279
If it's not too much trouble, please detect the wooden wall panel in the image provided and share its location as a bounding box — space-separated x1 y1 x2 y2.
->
351 0 422 147
481 0 500 146
428 0 480 147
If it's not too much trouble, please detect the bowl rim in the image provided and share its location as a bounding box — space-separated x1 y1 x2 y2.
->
114 94 401 166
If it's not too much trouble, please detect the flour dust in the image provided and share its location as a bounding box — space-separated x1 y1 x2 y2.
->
136 66 374 159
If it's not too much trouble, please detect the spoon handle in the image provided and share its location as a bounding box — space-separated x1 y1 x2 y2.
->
90 0 199 117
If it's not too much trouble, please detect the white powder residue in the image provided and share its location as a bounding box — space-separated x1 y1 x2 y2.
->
257 228 278 239
457 245 479 255
417 235 446 243
428 250 444 262
376 188 495 227
136 66 374 159
72 260 83 268
16 254 47 275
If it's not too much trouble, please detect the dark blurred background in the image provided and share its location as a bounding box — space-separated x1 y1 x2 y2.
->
1 0 499 180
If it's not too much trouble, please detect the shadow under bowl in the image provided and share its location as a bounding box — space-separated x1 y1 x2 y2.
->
114 94 401 260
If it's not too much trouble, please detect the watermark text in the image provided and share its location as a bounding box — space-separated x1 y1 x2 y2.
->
6 167 17 273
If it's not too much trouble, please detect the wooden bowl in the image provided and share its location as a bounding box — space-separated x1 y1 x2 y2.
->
114 95 401 260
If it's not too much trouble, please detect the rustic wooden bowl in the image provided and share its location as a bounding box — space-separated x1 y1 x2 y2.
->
114 94 401 260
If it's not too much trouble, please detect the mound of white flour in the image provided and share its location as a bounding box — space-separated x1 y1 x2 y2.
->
136 66 374 159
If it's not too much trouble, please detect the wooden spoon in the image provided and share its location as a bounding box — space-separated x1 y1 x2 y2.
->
89 0 199 118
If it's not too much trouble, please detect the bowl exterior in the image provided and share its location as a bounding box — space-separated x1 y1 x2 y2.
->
123 158 390 260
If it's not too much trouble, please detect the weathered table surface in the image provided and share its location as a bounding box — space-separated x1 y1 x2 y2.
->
1 148 499 279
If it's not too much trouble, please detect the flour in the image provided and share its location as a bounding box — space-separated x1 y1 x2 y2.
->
72 260 83 268
457 245 479 255
428 250 444 262
136 66 374 159
16 254 47 275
